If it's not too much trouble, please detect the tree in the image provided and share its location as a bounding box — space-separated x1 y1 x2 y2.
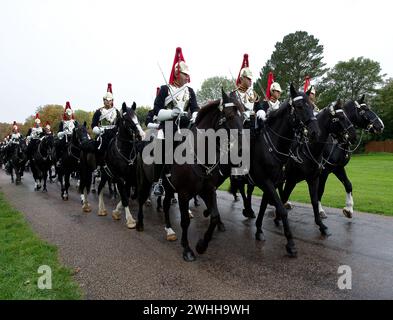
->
254 31 328 99
135 106 151 129
372 79 393 140
317 57 386 107
196 76 236 105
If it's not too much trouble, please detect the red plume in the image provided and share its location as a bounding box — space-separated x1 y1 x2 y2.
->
156 87 160 97
236 53 249 86
13 121 17 125
107 83 112 94
304 76 311 93
169 47 187 85
35 113 40 120
63 101 74 120
266 72 275 100
45 121 50 127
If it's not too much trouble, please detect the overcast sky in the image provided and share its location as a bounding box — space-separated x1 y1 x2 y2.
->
1 0 392 123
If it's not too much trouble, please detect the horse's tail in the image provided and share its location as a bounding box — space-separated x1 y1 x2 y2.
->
79 151 95 194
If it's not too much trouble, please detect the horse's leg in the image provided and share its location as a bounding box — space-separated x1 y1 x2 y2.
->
229 176 239 201
196 189 220 255
333 166 354 219
42 167 48 192
276 179 298 226
306 177 330 236
58 168 66 200
156 195 162 211
317 169 330 218
255 193 269 241
64 170 70 201
136 184 150 232
97 174 108 216
244 182 256 218
115 182 136 229
91 174 96 193
264 180 297 257
163 189 177 241
178 195 195 262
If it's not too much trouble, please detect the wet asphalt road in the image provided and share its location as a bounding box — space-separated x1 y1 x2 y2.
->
1 170 392 300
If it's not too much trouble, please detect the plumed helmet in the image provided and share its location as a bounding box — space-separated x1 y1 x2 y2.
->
270 82 282 93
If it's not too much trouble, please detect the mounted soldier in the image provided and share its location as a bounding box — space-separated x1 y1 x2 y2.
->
4 122 23 174
231 53 259 129
152 47 199 196
26 113 44 160
304 76 319 115
55 101 78 168
255 72 282 126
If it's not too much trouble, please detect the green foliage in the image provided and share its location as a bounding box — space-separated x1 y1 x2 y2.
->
0 193 82 299
254 31 328 99
196 76 236 105
318 57 385 108
135 106 151 129
372 79 393 140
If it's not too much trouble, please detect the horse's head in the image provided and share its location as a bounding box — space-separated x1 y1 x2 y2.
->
74 122 94 152
344 95 384 134
119 102 140 140
41 134 54 149
324 100 357 145
289 83 320 141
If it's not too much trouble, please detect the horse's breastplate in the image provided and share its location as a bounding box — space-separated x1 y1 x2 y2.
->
100 107 118 126
63 120 75 134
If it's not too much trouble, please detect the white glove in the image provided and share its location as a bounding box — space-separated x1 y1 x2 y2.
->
157 109 173 122
147 123 160 129
256 110 267 121
93 126 102 135
190 111 198 123
57 131 65 139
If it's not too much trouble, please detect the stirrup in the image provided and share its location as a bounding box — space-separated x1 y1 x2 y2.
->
153 180 165 196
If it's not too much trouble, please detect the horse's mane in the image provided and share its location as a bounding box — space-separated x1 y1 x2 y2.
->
195 98 244 126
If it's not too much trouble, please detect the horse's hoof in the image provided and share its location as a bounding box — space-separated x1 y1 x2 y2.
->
83 205 92 213
203 209 210 218
217 222 226 232
343 208 353 219
242 209 256 219
319 211 328 219
98 210 107 217
196 239 208 254
286 244 298 258
111 211 121 220
136 223 144 232
167 233 177 241
126 219 136 229
284 202 293 210
42 189 47 193
255 231 266 242
320 227 331 237
183 250 196 262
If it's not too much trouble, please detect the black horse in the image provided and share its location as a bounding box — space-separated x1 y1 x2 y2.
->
30 134 55 192
317 95 384 218
5 137 27 184
250 84 320 257
56 122 90 201
137 89 244 261
272 100 357 236
96 102 140 228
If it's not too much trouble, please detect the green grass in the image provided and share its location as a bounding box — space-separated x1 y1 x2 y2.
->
0 192 82 299
220 153 393 216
